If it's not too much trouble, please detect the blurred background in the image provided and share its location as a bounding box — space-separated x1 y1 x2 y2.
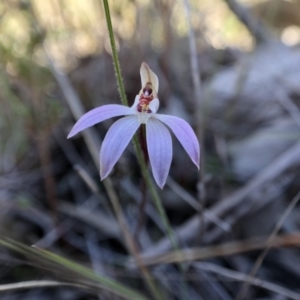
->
1 0 300 299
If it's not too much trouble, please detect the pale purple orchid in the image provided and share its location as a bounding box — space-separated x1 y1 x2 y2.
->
68 62 200 188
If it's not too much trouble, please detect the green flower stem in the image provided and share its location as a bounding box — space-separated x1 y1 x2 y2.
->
102 0 128 106
102 1 180 299
102 0 179 250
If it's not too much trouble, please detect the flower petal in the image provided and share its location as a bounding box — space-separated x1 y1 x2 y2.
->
140 62 159 93
67 104 135 138
100 116 140 179
149 98 160 113
153 114 200 168
130 95 140 114
146 118 172 189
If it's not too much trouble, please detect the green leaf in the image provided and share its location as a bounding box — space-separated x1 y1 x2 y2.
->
0 237 149 300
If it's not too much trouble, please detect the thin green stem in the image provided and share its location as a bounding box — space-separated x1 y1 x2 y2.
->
102 1 175 299
102 0 128 106
102 0 179 250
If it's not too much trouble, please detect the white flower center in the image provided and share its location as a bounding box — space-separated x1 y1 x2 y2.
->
137 113 151 124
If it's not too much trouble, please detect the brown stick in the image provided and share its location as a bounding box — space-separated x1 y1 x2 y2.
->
139 233 300 266
235 189 300 300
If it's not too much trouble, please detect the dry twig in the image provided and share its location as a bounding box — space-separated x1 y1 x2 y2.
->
195 263 300 300
138 233 300 266
182 0 206 245
235 189 300 300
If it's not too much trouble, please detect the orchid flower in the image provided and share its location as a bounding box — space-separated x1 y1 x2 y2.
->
68 62 200 188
